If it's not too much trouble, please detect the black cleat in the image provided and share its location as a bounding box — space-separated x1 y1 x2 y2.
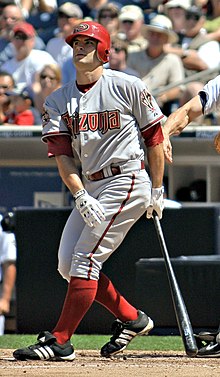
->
101 310 154 357
195 331 220 358
13 331 75 361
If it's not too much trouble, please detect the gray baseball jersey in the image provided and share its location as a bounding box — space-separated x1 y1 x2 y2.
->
42 69 164 177
200 75 220 115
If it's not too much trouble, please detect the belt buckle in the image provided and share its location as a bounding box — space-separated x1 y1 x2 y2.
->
83 172 90 181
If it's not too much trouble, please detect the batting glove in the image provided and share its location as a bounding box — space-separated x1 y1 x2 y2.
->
146 186 164 220
73 189 105 227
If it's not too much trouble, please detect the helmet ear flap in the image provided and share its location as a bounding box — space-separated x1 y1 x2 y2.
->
97 43 110 63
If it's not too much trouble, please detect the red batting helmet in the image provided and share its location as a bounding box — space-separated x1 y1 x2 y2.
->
65 21 110 63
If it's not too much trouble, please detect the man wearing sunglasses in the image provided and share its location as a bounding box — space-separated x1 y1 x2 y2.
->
118 5 147 53
1 21 56 91
46 2 83 68
0 4 45 66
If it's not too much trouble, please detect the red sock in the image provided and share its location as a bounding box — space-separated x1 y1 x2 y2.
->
53 276 98 344
95 272 138 322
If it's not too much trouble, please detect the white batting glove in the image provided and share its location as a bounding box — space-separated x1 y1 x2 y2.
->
73 189 105 227
146 186 164 220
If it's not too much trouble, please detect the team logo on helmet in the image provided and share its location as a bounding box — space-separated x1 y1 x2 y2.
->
73 23 89 33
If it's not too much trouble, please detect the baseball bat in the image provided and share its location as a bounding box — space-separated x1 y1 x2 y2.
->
152 212 198 357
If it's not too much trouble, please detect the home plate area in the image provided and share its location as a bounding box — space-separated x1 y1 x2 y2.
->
0 349 220 377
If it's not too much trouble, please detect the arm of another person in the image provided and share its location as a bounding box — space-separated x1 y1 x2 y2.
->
0 261 16 314
162 95 203 163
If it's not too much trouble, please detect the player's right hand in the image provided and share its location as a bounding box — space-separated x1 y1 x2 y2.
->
73 189 105 227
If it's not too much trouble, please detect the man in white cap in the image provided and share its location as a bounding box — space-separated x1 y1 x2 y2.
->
127 14 185 116
164 0 192 35
118 5 147 53
46 3 83 68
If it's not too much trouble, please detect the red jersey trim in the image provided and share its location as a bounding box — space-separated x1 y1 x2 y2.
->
141 114 164 133
142 122 164 148
41 131 71 144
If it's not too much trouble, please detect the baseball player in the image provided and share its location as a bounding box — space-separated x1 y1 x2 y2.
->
163 75 220 163
13 21 165 361
163 75 220 357
0 212 16 335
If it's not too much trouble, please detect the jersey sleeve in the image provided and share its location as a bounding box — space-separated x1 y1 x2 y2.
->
130 78 165 132
47 135 73 158
41 94 72 143
141 122 164 147
199 75 220 115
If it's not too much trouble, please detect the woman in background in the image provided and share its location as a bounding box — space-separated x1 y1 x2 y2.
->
32 64 62 114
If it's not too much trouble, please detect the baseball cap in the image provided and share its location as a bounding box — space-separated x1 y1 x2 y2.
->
142 14 178 44
119 5 144 22
6 86 34 104
58 2 83 18
13 22 35 38
164 0 191 11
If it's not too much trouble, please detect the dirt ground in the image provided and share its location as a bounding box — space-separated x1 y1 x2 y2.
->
0 349 220 377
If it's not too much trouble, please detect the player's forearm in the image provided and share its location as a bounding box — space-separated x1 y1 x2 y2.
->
147 143 164 188
1 262 16 302
55 155 84 195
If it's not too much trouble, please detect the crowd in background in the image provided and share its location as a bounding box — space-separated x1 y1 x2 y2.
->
0 0 220 124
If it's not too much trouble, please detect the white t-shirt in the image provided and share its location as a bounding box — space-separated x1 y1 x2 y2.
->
0 231 16 282
46 37 73 68
1 49 56 90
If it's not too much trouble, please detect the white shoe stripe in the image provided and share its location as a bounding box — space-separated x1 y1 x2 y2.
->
34 346 55 360
34 348 46 360
44 346 55 358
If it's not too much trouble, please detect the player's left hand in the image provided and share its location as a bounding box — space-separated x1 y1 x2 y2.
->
146 186 164 220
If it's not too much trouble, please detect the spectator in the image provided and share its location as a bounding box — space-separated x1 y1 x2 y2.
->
0 70 15 125
163 0 192 39
24 0 58 44
4 86 37 125
16 0 58 19
164 5 220 104
0 212 16 336
0 4 46 67
32 64 62 114
46 3 83 68
1 21 56 91
202 0 220 42
61 57 76 85
118 5 147 52
80 0 110 20
108 36 140 76
127 14 185 116
97 3 121 37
